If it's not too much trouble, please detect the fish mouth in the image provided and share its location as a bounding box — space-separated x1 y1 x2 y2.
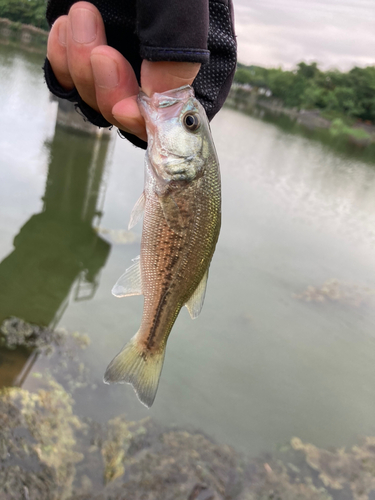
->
138 87 197 137
139 85 193 102
163 153 194 174
163 154 201 180
167 153 194 162
148 149 197 180
138 86 195 112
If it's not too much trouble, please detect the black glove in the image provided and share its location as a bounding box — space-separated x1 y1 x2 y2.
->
44 0 237 149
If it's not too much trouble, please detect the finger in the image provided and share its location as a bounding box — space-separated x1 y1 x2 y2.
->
66 1 107 111
140 61 201 96
47 16 74 90
91 45 146 138
113 61 201 142
112 96 147 142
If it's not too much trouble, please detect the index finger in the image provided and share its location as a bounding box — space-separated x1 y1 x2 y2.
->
140 61 201 96
47 16 74 91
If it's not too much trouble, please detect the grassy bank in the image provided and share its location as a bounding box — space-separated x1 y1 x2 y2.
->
227 84 375 149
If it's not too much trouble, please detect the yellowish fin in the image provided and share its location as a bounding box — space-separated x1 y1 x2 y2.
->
103 335 166 408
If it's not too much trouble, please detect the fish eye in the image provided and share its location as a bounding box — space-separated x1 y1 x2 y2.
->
183 113 200 132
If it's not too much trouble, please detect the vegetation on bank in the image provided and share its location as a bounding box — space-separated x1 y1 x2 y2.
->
0 0 373 128
234 62 375 125
0 1 373 144
0 0 48 30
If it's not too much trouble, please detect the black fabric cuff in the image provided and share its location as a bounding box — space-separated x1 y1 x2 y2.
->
43 57 79 102
140 46 210 64
43 58 111 128
118 130 147 149
137 0 209 59
43 58 147 149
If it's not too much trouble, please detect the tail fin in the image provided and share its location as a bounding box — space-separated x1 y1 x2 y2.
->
103 335 166 408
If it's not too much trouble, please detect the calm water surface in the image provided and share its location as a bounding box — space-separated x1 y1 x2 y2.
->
1 44 375 457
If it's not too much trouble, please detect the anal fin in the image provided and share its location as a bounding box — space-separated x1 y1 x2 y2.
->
185 269 209 319
112 256 142 297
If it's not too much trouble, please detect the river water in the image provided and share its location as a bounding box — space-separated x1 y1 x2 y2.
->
1 44 375 459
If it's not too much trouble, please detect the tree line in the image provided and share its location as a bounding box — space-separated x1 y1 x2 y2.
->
235 62 375 124
1 0 374 125
0 0 48 30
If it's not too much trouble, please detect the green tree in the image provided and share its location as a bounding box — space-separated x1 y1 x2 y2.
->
347 66 375 122
302 82 328 109
267 69 307 108
331 86 362 116
296 62 319 80
0 0 49 30
233 68 253 85
233 65 269 88
233 61 375 123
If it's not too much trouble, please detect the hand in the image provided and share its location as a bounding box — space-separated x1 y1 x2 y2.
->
47 1 201 142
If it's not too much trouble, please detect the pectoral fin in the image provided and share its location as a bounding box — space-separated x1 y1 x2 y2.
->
128 192 146 230
112 256 142 297
185 269 209 319
158 194 184 235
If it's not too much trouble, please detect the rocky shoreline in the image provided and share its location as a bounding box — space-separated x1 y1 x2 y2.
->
2 318 375 499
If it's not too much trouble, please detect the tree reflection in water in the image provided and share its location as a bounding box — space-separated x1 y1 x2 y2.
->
0 116 111 388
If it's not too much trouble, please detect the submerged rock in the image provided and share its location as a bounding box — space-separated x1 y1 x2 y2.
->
0 378 84 500
2 318 375 499
0 317 91 392
0 376 244 500
293 279 375 307
291 437 375 500
0 317 90 352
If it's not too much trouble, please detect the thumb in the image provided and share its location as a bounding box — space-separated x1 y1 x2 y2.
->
140 60 201 96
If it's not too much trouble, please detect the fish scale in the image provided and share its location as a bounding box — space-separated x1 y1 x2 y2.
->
104 86 221 407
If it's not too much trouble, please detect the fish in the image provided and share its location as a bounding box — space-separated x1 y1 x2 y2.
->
104 85 221 408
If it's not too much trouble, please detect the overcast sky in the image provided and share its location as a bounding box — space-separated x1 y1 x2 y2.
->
233 0 375 70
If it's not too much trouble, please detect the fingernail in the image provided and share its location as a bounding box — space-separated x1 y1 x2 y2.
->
71 8 97 44
58 22 66 46
91 54 119 89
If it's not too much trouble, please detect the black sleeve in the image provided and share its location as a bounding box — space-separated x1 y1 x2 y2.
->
137 0 210 63
44 0 236 148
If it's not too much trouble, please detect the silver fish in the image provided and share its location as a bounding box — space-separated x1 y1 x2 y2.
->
104 85 221 407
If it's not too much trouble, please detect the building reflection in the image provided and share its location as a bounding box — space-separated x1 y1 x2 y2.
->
0 104 112 387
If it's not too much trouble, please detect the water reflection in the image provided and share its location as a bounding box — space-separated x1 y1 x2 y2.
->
0 120 111 388
226 99 375 166
3 42 375 474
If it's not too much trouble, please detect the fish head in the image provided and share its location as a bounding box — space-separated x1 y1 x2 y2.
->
138 86 213 186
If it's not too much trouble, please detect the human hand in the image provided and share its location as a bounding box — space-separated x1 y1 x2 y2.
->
47 1 201 142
